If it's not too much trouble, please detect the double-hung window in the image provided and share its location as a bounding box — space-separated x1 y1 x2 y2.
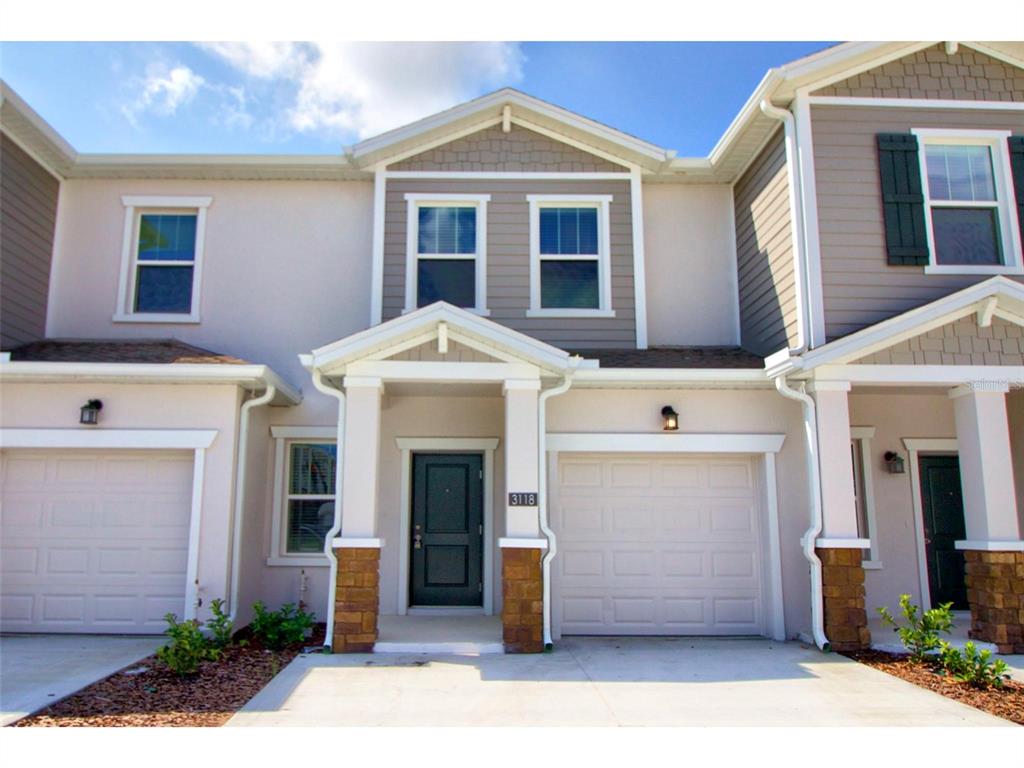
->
527 195 613 317
115 195 212 322
404 193 489 314
850 427 881 569
912 129 1022 274
269 427 338 566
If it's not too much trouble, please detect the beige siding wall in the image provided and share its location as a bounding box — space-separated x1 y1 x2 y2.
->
383 178 636 349
1 133 58 349
810 104 1024 341
852 315 1024 365
733 128 799 356
813 44 1024 101
391 124 626 172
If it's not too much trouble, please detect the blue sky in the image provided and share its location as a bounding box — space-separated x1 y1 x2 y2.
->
0 42 832 156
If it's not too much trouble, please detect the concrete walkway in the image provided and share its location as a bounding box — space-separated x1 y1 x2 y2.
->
228 637 1013 726
1 634 163 726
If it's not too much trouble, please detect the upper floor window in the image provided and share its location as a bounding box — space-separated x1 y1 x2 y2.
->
912 130 1022 275
527 195 614 317
115 195 212 323
404 193 489 315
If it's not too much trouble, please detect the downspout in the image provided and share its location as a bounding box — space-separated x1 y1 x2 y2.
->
760 99 827 649
228 385 277 622
311 368 346 649
538 356 581 648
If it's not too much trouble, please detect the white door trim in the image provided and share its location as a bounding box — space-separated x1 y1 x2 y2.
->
395 437 499 616
546 443 786 642
0 430 215 623
902 438 958 611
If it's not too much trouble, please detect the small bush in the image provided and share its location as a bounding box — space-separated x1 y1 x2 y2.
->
156 613 220 676
205 598 234 648
877 593 954 662
939 641 1009 689
250 601 315 651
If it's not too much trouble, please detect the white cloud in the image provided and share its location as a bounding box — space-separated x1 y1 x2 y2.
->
122 64 205 125
199 42 524 141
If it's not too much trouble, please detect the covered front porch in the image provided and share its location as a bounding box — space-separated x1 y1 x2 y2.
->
300 302 578 654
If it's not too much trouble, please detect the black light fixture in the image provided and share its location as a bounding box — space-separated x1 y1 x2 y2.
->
883 451 905 474
80 399 103 425
661 405 679 432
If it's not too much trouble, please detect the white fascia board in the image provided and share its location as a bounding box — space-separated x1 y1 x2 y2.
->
309 302 570 374
814 364 1024 386
0 361 302 405
0 80 78 171
800 277 1024 369
572 368 769 387
546 432 786 454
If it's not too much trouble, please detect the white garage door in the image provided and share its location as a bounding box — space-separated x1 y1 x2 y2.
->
553 453 764 636
1 449 193 634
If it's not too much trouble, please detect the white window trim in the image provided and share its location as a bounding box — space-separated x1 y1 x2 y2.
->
403 193 490 316
850 426 882 569
910 129 1023 276
114 195 212 323
527 194 614 318
268 426 336 567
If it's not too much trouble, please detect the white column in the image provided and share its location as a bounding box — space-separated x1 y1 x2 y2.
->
812 381 862 541
950 384 1020 543
339 376 383 539
503 379 541 539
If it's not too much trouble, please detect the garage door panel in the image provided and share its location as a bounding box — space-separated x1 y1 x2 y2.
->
1 449 192 634
555 453 764 636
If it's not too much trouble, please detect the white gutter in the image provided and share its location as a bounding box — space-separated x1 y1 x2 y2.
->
774 376 828 650
227 385 277 622
311 368 346 649
538 358 581 648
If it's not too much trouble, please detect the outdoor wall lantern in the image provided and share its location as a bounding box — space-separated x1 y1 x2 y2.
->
883 451 905 474
661 405 679 432
80 399 103 425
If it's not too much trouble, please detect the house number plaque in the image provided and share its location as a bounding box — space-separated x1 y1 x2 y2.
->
508 492 538 506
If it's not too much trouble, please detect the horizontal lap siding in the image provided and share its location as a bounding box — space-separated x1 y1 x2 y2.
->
383 179 635 349
1 134 58 349
812 44 1024 101
811 105 1024 341
733 128 798 356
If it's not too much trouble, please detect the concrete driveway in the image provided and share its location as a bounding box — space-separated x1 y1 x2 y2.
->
228 637 1013 726
1 634 163 726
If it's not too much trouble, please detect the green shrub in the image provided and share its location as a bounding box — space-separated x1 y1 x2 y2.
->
250 601 315 651
877 593 954 662
939 641 1009 689
156 613 220 676
205 598 234 648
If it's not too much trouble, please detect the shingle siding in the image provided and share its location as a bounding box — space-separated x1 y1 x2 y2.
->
1 133 58 349
390 124 628 173
810 104 1024 341
733 128 799 357
383 178 636 350
813 43 1024 101
852 315 1024 366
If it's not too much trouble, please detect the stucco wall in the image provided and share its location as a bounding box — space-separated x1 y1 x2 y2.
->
643 183 739 346
0 382 242 623
47 178 374 392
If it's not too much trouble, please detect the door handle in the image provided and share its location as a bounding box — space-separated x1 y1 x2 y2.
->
413 533 423 549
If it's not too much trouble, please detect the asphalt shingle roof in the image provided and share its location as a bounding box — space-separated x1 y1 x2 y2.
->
7 339 250 365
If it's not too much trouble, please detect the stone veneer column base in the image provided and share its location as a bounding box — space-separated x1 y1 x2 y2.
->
502 548 544 653
817 548 871 652
332 547 380 653
964 550 1024 654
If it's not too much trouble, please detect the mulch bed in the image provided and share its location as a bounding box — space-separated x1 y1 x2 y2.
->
13 624 326 727
846 650 1024 726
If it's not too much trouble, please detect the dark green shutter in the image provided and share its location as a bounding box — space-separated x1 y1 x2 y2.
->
1008 136 1024 251
876 133 929 265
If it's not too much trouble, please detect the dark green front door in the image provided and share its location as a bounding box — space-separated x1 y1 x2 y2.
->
410 453 484 607
918 455 968 609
